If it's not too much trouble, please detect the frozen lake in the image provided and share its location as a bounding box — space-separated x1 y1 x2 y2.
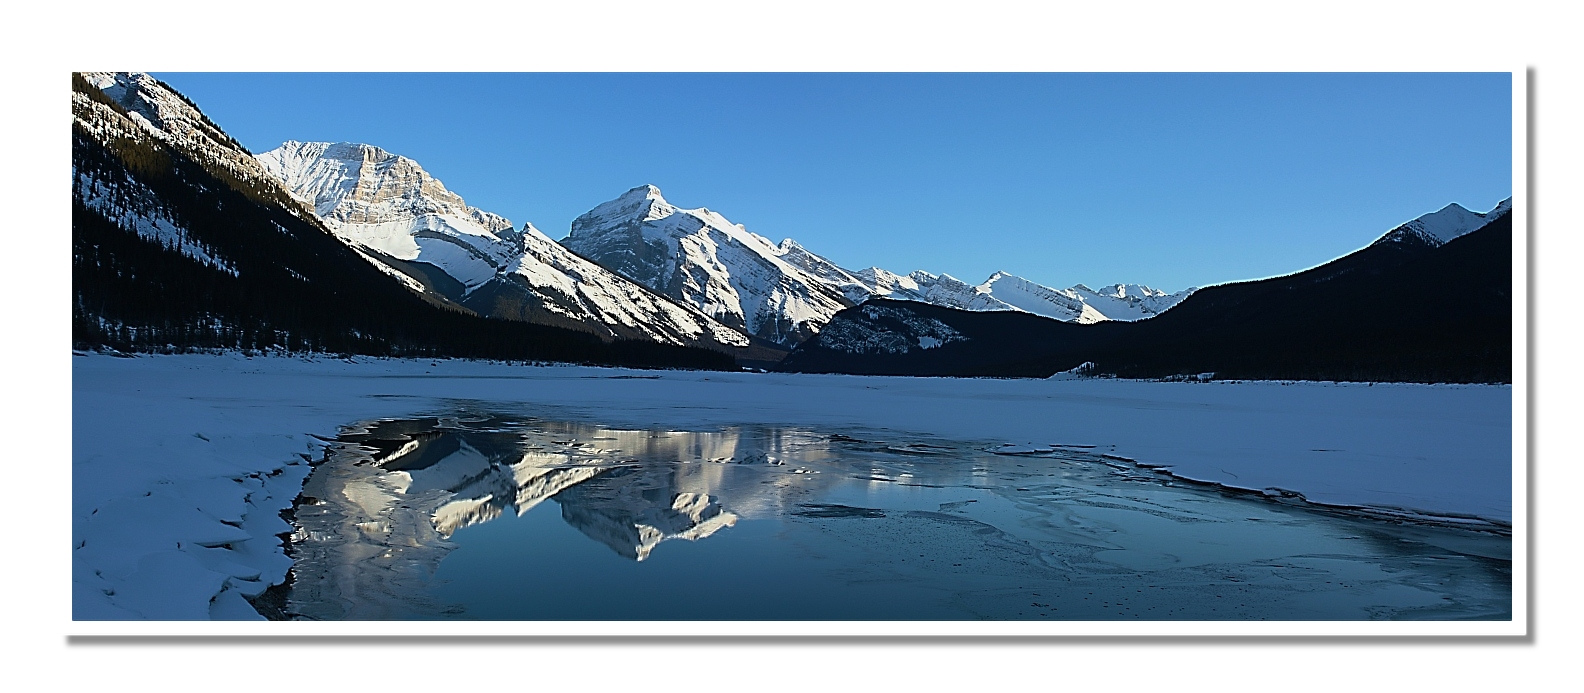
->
272 408 1510 621
71 354 1514 624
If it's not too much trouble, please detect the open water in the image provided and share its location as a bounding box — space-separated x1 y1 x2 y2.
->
275 407 1510 620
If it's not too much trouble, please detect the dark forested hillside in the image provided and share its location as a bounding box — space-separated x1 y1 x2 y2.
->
778 213 1512 383
71 78 734 370
1086 214 1512 382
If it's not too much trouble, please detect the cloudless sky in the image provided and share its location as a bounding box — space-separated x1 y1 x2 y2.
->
155 72 1511 292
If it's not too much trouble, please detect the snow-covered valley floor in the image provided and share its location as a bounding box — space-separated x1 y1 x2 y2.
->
70 352 1514 626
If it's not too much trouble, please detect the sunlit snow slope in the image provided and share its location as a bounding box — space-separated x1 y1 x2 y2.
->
561 185 857 347
256 144 748 350
562 186 1193 347
1375 198 1514 248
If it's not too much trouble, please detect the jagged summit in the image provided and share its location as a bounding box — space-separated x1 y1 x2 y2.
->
581 184 678 226
564 187 855 346
624 183 665 200
607 183 668 210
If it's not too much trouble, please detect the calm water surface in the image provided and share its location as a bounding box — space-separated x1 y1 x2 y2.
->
276 407 1510 620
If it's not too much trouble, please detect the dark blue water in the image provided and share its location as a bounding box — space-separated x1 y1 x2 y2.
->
279 410 1510 620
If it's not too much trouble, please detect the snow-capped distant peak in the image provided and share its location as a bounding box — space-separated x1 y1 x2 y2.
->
1086 283 1169 299
1376 197 1512 248
1416 203 1482 243
860 269 1193 324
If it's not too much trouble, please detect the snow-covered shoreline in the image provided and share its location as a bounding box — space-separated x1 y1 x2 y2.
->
71 351 1513 621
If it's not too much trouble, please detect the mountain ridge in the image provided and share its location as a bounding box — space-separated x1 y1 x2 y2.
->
255 142 751 352
562 184 1199 347
777 205 1513 383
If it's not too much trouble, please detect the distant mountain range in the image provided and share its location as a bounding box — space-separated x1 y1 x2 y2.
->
256 141 1196 362
71 72 1512 382
256 142 749 352
561 184 1196 346
777 199 1513 382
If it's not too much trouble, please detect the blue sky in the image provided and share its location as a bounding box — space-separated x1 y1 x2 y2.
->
156 72 1512 292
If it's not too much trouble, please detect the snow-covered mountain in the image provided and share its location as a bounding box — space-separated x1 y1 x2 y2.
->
1066 282 1196 321
1374 198 1513 248
560 185 856 347
561 185 1192 346
256 143 748 350
850 268 1192 323
257 141 522 294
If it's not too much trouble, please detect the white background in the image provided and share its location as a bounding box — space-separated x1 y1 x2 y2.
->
10 1 1576 690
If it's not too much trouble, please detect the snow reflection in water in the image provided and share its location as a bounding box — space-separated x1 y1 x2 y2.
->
275 409 1511 621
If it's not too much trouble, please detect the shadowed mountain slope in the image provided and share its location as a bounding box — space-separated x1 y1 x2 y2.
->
778 211 1512 383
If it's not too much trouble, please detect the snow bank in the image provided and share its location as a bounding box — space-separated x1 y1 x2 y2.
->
72 352 1512 620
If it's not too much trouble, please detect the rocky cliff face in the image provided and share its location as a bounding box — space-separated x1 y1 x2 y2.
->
261 141 518 232
257 141 524 292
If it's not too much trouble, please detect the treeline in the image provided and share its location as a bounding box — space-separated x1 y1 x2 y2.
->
71 108 735 371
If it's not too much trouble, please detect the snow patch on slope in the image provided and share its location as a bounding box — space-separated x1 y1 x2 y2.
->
813 304 969 355
74 169 238 276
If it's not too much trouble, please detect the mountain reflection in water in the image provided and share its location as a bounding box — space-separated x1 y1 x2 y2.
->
327 415 806 561
277 410 1511 621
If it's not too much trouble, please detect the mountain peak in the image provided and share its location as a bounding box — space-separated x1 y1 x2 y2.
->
1376 197 1512 248
618 184 666 203
574 184 678 229
255 140 512 234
